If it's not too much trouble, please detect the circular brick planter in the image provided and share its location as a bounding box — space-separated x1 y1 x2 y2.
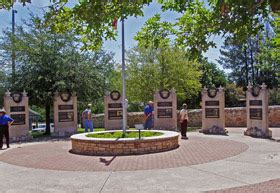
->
70 130 179 156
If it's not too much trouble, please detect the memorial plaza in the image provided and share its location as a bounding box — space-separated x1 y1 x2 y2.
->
0 128 279 192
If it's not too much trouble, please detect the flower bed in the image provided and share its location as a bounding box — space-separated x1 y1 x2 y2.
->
70 130 179 156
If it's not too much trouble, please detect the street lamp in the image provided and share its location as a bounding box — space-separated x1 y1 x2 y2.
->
12 9 17 81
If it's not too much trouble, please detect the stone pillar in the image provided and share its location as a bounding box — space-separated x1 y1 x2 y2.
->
53 91 77 137
104 90 124 130
244 83 271 138
4 90 31 141
200 86 227 135
154 89 177 130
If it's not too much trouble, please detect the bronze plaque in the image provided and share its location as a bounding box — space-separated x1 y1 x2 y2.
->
250 108 262 120
11 114 25 125
205 101 219 106
157 102 172 107
158 108 173 118
10 106 25 112
59 112 74 122
108 110 123 120
249 100 262 106
108 103 122 108
58 105 74 110
205 108 219 118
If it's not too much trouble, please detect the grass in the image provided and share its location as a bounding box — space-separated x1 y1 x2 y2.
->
77 128 105 133
30 127 200 138
86 131 163 138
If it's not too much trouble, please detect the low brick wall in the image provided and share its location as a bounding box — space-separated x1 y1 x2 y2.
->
92 106 280 128
70 130 179 156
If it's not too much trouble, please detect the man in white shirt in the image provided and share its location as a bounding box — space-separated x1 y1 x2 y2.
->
82 104 94 132
179 103 189 139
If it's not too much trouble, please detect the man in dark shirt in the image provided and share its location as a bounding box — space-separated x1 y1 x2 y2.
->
0 108 14 150
144 101 154 130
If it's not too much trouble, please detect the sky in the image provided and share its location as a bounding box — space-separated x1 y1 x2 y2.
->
0 0 223 65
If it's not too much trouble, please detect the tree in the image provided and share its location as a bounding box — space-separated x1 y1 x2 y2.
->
200 60 227 88
1 1 279 51
126 45 201 107
0 15 115 134
218 14 279 89
134 14 175 49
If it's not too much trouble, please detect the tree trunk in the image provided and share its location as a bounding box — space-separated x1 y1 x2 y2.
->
244 45 249 86
45 104 51 135
249 39 255 84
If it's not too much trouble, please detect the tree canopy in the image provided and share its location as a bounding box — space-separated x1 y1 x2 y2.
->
0 15 116 132
126 45 201 105
1 0 279 51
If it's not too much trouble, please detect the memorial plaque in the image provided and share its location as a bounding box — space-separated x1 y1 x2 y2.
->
58 112 74 122
108 103 122 108
157 108 173 118
10 106 25 112
205 101 219 106
157 102 172 107
11 114 26 125
108 110 123 120
250 108 262 120
58 105 74 110
249 100 262 106
205 108 219 118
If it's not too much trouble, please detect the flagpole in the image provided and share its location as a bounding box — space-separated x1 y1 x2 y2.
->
121 18 127 133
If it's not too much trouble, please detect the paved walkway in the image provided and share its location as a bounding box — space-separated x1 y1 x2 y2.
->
0 136 247 171
0 128 279 192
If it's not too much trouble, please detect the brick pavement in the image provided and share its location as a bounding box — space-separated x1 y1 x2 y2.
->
0 136 248 171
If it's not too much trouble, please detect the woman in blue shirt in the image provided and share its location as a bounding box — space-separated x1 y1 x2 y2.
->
0 108 14 150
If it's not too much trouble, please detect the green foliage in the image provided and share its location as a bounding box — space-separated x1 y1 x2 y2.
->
44 0 153 50
77 128 105 134
126 45 201 104
269 88 280 105
224 83 245 107
219 14 279 89
200 60 227 88
134 14 175 49
0 70 6 107
86 131 163 138
0 15 116 132
175 1 217 58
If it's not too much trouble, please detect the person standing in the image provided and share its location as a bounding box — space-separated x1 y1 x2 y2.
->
0 108 14 150
144 101 154 130
179 103 189 139
82 104 94 132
